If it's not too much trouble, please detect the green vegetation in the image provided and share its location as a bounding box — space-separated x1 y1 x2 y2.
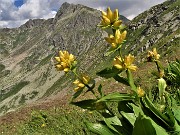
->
13 30 28 48
37 54 53 67
0 63 5 72
0 107 100 135
0 81 30 102
0 70 11 78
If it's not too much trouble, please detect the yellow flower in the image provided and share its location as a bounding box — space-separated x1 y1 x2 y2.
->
73 75 90 92
55 51 76 73
137 87 145 97
41 123 46 127
147 48 160 61
124 54 137 71
113 54 137 71
105 29 127 48
99 7 121 28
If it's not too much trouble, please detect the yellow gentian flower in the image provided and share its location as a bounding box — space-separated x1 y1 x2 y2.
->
55 51 76 73
113 54 137 71
147 48 160 61
73 75 90 92
137 87 145 97
124 54 137 71
99 7 121 28
105 29 127 48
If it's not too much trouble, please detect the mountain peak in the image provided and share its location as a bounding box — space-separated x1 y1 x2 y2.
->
53 2 93 22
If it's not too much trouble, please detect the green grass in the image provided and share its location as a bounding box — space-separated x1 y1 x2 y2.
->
0 106 100 135
0 63 5 72
13 30 28 48
37 54 53 67
0 70 11 78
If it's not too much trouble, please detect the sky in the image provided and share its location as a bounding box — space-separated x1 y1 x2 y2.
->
0 0 166 28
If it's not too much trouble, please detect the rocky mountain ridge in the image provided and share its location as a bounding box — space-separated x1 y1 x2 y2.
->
126 0 179 61
0 2 127 115
0 1 179 116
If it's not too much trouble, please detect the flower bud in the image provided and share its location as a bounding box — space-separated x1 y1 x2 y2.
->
113 20 122 28
102 16 111 25
113 9 119 21
137 87 145 97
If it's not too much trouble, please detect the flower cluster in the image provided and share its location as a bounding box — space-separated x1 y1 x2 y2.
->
147 48 160 62
113 54 137 71
105 29 127 48
99 7 121 28
73 75 90 92
55 51 76 73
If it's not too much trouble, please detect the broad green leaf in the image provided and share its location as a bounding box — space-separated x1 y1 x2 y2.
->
129 103 144 117
70 99 96 110
132 113 168 135
96 67 122 78
158 78 167 97
120 111 136 125
103 115 122 133
142 96 175 127
113 75 129 86
98 84 104 97
172 106 180 124
97 92 135 102
118 100 133 113
85 122 114 135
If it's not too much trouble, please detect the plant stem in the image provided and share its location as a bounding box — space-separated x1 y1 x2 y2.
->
72 69 98 99
126 69 137 92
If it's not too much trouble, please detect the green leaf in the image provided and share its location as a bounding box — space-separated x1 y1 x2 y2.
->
172 106 180 124
70 99 96 110
119 24 127 30
85 122 114 135
132 113 168 135
142 96 175 128
129 103 144 117
118 101 133 113
103 115 122 133
158 78 167 97
85 79 96 93
120 111 136 126
96 67 122 79
72 89 83 100
98 84 104 97
105 45 121 56
97 92 135 102
113 75 129 86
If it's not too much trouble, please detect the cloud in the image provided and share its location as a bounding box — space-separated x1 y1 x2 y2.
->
0 0 57 28
0 0 166 28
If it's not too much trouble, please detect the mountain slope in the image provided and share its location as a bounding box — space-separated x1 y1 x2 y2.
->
0 0 179 117
0 2 129 115
126 0 180 60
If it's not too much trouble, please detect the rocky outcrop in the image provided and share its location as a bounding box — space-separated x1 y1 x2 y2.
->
127 0 179 59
